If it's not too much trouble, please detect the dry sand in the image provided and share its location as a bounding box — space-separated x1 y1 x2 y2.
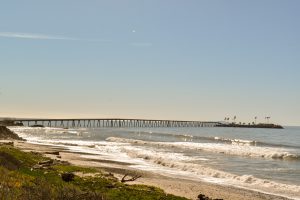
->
6 140 292 200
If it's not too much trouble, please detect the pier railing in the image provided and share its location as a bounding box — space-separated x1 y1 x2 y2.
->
14 118 220 128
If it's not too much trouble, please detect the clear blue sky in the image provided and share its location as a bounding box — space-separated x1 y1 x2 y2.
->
0 0 299 125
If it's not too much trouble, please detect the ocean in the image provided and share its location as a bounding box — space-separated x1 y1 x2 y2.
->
10 126 300 199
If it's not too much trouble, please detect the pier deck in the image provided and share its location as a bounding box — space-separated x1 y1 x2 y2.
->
12 118 221 128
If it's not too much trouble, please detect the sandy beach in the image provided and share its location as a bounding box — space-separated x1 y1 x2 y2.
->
9 139 291 200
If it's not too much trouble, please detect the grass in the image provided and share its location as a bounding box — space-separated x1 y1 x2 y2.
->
0 144 188 200
53 164 98 174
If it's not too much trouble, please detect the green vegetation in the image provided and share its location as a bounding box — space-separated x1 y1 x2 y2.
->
0 144 188 200
53 164 98 174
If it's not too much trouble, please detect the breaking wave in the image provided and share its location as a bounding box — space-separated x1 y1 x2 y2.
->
117 145 300 195
128 130 300 149
106 137 300 160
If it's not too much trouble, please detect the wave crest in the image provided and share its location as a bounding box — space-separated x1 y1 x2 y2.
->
106 137 300 160
117 145 300 196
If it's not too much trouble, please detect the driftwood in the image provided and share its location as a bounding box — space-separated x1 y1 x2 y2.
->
45 151 60 155
38 160 54 165
121 174 141 183
32 160 54 170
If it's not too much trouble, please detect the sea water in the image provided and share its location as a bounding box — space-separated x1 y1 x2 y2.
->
10 126 300 199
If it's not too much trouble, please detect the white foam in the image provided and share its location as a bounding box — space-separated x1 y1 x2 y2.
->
90 143 300 199
116 145 300 199
213 136 256 145
9 126 88 142
106 137 300 160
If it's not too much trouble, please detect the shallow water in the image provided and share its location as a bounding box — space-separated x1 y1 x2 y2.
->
11 126 300 199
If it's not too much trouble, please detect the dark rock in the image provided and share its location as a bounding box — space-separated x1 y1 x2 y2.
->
198 194 209 200
61 172 75 182
197 194 223 200
0 141 14 146
45 151 60 155
0 120 23 127
0 126 24 140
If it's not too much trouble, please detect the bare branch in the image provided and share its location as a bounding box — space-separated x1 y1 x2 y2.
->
121 174 142 183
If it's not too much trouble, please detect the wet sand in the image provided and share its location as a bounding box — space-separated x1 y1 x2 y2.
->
9 140 292 200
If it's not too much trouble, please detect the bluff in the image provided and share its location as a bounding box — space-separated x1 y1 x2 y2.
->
0 126 23 140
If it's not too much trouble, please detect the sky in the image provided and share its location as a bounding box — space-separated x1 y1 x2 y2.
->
0 0 299 125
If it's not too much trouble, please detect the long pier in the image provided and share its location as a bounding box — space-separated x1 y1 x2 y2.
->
14 118 221 128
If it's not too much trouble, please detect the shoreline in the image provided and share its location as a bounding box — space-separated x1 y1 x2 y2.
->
11 139 292 200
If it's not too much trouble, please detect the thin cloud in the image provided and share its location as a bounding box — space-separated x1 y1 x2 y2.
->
0 32 109 42
0 32 78 40
0 32 150 45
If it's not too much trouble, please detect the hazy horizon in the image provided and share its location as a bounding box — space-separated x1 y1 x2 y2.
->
1 1 300 126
